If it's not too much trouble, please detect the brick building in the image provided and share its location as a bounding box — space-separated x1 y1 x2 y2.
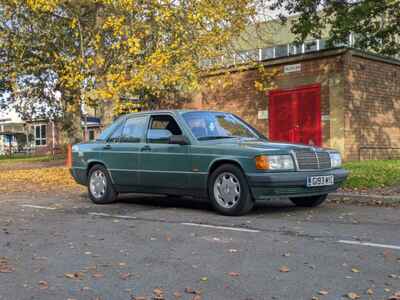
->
188 48 400 161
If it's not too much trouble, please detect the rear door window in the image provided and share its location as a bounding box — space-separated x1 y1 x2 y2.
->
120 116 147 143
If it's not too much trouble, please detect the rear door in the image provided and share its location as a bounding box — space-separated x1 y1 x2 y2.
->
101 115 148 186
139 114 191 191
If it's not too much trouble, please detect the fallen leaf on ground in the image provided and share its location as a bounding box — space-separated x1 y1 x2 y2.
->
228 272 240 277
0 265 14 273
64 272 84 280
347 292 360 299
119 272 131 280
92 272 104 279
184 288 202 295
388 291 400 300
0 258 14 273
200 277 208 282
173 291 182 299
351 268 360 273
319 290 329 295
279 266 290 273
153 287 164 299
38 281 49 289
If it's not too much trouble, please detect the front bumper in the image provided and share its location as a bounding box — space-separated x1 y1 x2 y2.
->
70 167 87 186
247 168 349 200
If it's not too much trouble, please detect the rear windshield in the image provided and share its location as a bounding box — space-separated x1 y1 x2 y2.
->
96 117 125 141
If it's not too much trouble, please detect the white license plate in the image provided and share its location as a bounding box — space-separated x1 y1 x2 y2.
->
307 175 334 187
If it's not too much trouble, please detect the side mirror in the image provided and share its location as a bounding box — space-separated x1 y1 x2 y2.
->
169 135 190 145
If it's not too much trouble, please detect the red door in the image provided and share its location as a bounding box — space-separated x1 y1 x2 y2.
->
269 84 322 146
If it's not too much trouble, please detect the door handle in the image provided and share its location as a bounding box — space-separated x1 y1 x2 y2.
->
103 144 112 150
140 145 151 152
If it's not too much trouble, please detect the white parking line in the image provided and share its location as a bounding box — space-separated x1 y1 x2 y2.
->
20 205 58 210
181 222 260 233
88 212 137 220
338 240 400 250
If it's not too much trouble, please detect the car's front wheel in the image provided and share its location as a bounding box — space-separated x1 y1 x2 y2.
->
88 164 117 204
208 164 254 216
290 194 328 207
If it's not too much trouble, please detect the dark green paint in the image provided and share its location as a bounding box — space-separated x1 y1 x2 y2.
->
71 110 348 200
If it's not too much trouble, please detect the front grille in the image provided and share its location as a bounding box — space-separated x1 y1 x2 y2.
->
293 149 331 170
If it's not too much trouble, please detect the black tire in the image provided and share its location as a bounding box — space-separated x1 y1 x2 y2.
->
208 164 254 216
87 164 117 204
290 194 328 207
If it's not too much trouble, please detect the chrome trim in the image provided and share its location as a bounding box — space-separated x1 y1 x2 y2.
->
292 149 331 171
290 150 300 171
314 151 320 169
109 168 208 175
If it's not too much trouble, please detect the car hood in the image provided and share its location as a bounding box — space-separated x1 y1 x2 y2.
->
205 139 328 153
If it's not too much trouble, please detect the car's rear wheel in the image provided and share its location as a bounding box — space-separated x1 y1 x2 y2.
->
88 164 117 204
208 164 254 216
290 194 328 207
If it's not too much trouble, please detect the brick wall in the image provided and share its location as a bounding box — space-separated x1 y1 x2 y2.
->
344 53 400 160
196 51 345 148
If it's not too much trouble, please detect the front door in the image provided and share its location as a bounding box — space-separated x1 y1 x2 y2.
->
139 114 191 191
269 84 322 146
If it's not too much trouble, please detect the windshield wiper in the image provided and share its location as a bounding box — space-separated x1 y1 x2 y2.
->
197 136 236 141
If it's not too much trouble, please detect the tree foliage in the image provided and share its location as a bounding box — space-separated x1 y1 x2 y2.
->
270 0 400 56
0 0 256 140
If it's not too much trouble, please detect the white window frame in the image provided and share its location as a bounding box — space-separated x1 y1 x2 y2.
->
33 124 47 146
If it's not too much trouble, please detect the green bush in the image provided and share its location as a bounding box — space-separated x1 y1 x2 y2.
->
343 160 400 189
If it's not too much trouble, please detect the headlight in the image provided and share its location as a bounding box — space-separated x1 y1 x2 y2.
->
329 152 342 168
255 155 294 170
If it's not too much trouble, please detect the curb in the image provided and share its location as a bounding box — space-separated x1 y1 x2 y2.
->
329 192 400 205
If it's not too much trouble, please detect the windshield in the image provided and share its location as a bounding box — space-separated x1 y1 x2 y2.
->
182 111 259 141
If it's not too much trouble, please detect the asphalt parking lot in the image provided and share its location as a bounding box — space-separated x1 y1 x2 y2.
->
0 193 399 300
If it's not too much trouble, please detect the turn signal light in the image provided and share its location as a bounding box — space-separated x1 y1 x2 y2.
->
255 155 269 170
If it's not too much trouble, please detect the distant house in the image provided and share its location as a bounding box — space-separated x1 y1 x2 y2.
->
0 109 102 156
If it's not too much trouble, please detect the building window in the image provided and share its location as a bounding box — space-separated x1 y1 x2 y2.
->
261 47 274 60
34 124 47 146
88 129 95 141
275 44 288 58
319 39 327 50
304 40 318 52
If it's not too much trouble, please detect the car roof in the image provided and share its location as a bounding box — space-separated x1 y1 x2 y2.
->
124 109 229 118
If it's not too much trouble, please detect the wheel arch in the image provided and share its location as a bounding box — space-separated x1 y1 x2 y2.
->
86 160 114 184
207 158 250 196
207 158 245 177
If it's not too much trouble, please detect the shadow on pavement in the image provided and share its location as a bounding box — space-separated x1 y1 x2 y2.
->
114 193 307 216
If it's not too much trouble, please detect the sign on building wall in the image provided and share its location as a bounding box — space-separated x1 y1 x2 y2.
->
258 110 268 120
284 63 301 73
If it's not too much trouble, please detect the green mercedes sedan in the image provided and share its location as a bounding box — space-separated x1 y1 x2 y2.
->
70 110 348 215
